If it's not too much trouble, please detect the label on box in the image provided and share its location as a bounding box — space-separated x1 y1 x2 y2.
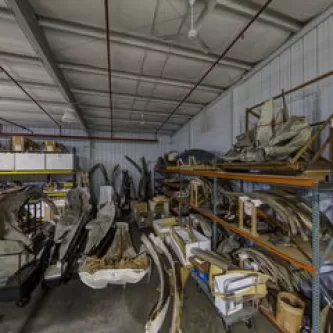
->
244 201 252 216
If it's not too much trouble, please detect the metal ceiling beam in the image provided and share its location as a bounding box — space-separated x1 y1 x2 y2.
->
3 1 89 133
215 0 302 32
81 107 191 119
0 108 187 123
0 78 59 90
89 121 178 130
72 87 205 107
31 14 252 71
0 51 223 93
85 115 185 124
88 125 173 135
0 97 195 117
0 107 184 126
0 77 204 107
59 62 223 93
88 117 180 127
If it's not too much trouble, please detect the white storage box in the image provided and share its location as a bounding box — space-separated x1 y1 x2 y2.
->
213 273 258 316
15 153 45 170
45 153 74 170
215 296 243 316
214 273 257 295
168 227 211 266
0 153 15 170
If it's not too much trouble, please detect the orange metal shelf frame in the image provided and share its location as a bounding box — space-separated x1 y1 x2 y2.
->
165 169 317 188
168 194 316 274
164 182 181 190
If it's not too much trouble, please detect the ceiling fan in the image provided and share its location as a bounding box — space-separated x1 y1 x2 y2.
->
156 0 217 54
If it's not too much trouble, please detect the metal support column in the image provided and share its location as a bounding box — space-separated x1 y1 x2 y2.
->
312 184 320 333
179 173 183 226
212 177 218 250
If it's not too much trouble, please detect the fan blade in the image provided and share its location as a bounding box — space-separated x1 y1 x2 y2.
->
195 0 217 32
194 37 210 54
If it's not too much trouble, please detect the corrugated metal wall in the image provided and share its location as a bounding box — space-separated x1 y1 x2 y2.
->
233 14 333 138
172 91 233 153
172 8 333 155
90 132 171 186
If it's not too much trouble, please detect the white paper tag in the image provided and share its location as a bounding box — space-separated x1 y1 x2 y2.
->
244 201 252 216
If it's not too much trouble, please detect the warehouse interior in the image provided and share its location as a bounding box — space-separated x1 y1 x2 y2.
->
1 0 333 332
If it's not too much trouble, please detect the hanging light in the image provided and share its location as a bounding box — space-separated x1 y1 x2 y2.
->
61 109 77 123
140 113 145 125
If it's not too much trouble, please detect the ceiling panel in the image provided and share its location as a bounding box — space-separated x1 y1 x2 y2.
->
0 83 65 102
0 62 55 84
31 0 105 29
202 66 244 87
110 0 157 32
152 84 187 100
144 101 174 112
142 50 169 76
225 24 289 63
137 81 156 96
189 90 219 104
149 0 187 37
44 29 146 73
193 10 247 53
63 71 108 91
83 110 183 124
0 99 71 113
251 0 333 22
162 55 207 81
0 19 37 56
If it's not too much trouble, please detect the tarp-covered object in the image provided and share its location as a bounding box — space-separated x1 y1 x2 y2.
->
79 222 149 289
223 100 312 162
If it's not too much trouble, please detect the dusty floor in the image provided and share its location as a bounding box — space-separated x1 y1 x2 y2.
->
0 272 276 333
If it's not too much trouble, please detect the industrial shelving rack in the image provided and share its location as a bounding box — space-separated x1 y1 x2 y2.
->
162 168 332 333
0 170 75 175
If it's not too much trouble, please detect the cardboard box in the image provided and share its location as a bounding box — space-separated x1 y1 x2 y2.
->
44 140 57 152
15 153 45 170
149 197 170 216
44 199 66 221
132 201 148 214
0 152 15 170
153 217 178 236
12 136 25 151
45 153 74 170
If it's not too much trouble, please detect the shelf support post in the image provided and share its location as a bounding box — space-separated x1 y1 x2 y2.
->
179 173 183 226
212 177 217 250
312 183 320 333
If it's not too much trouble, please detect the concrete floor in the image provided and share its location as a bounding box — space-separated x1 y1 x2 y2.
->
0 271 277 333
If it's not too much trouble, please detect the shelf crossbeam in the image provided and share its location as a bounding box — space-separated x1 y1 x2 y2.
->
165 169 317 187
167 194 316 273
0 170 75 175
